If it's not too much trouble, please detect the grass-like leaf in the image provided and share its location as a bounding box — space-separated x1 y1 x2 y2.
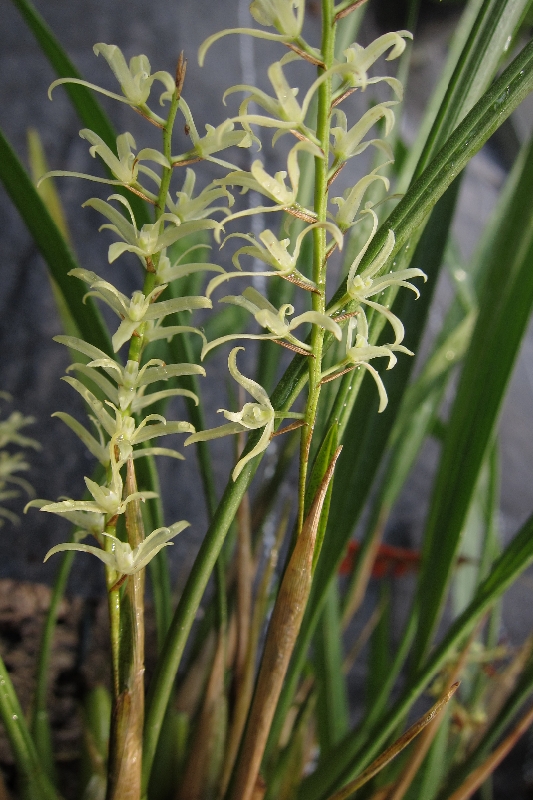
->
142 37 533 789
411 127 533 668
0 127 112 356
10 0 151 226
302 506 533 799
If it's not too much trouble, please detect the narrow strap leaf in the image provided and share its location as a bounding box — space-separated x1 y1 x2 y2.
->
0 127 113 355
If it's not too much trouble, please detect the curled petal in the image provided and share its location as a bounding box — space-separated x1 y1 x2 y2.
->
290 311 342 341
44 542 116 567
228 347 271 407
232 419 274 481
184 422 245 445
359 362 389 413
360 299 405 345
199 28 293 67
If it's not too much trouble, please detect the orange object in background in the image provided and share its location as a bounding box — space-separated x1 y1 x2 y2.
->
340 541 473 578
339 541 422 578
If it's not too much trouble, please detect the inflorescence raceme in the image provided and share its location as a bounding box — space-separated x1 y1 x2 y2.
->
31 9 423 581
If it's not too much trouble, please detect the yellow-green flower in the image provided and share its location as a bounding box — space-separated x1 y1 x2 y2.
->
82 195 217 266
330 210 426 345
49 43 176 124
39 131 168 202
201 287 342 358
185 348 302 480
206 222 342 296
44 521 189 575
69 268 211 352
320 317 412 412
40 446 157 518
198 0 307 66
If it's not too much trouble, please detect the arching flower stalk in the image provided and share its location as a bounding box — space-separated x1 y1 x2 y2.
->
185 348 303 480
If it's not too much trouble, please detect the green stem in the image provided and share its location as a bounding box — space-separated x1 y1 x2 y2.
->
31 550 74 784
297 0 336 532
106 459 146 800
128 66 183 364
105 521 121 700
0 655 60 800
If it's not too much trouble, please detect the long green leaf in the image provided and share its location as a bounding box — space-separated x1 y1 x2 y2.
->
10 0 151 226
0 655 60 800
142 37 533 790
415 0 531 178
302 508 533 799
314 579 349 759
411 127 533 668
267 177 461 764
0 127 112 355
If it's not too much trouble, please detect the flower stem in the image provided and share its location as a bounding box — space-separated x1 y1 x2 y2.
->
128 57 185 363
297 0 336 532
106 459 146 800
105 520 121 700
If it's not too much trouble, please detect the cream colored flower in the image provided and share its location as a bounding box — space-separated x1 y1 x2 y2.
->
330 210 426 345
202 287 341 358
69 268 211 352
49 43 176 124
185 348 302 480
44 521 189 575
206 222 342 296
320 316 412 412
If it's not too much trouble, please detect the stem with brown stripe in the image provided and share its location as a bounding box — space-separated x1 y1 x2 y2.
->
106 459 146 800
228 447 342 800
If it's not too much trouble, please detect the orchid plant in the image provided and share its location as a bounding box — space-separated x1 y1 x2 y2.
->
2 0 533 799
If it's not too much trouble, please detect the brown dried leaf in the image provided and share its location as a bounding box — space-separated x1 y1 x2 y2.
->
325 684 460 800
229 448 342 800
